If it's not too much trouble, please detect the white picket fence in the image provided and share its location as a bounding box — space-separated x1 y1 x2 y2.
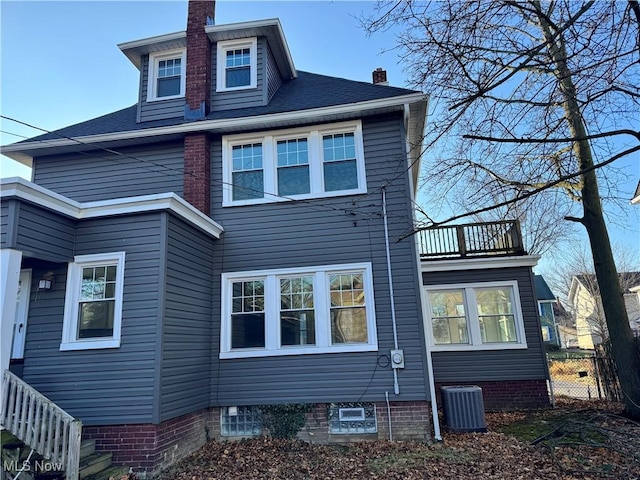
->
1 369 81 479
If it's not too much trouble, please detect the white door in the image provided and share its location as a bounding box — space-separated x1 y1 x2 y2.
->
11 270 31 359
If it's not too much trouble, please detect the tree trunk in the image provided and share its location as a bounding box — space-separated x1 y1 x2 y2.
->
535 2 640 417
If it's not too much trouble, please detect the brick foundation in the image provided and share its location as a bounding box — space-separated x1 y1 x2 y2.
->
83 409 219 475
296 401 431 444
84 401 431 475
435 379 550 411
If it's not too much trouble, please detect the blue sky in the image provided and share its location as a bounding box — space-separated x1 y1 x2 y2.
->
0 0 404 179
1 0 638 274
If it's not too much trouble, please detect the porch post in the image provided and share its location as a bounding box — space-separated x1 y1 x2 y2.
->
1 249 22 375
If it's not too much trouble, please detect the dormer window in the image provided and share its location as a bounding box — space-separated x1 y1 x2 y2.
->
217 38 257 92
147 49 186 101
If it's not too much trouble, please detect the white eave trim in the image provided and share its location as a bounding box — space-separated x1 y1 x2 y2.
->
118 31 186 51
0 177 223 239
206 18 296 79
421 255 540 272
118 31 186 69
1 93 427 159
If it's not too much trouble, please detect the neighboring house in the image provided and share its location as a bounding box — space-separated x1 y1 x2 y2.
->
557 325 579 349
534 275 560 346
569 272 640 349
0 2 549 475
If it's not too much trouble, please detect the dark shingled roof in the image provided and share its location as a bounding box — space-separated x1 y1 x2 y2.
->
534 275 555 301
19 71 420 143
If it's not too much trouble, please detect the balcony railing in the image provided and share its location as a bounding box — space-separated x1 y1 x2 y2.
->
418 220 526 259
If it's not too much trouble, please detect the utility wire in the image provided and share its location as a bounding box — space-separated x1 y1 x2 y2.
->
1 114 390 219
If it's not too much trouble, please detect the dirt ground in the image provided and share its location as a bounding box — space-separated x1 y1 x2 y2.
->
156 399 639 480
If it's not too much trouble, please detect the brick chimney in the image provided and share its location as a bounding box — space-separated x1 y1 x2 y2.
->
372 67 388 85
183 0 215 215
185 0 214 119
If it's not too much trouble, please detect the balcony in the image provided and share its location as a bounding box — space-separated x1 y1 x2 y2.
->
418 220 526 260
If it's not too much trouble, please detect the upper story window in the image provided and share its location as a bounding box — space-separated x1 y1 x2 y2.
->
217 38 257 92
147 49 186 101
424 281 528 351
222 121 366 206
220 263 378 359
61 252 126 351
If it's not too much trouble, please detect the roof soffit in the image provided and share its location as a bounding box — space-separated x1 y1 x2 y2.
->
206 19 296 80
118 32 187 70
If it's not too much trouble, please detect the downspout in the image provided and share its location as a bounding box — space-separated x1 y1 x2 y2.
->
382 187 400 395
403 102 441 440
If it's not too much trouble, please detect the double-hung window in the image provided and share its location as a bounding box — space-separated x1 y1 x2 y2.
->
323 132 359 192
221 263 377 358
222 121 366 206
425 281 527 351
232 143 264 201
147 49 185 101
61 252 126 351
217 38 257 91
277 138 310 196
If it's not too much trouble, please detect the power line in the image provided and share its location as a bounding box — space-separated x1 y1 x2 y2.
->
1 115 390 220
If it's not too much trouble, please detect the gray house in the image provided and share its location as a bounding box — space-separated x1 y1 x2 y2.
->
0 1 549 475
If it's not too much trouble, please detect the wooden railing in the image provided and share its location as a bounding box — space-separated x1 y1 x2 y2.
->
1 369 81 479
418 220 525 259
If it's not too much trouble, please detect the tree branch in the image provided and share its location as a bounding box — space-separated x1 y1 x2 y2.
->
463 129 640 144
398 144 640 241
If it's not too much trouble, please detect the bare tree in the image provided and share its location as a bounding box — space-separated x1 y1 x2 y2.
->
363 1 640 417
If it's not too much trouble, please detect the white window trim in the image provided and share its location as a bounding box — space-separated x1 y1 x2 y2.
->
147 48 186 102
60 252 126 351
424 280 528 352
220 262 377 359
216 37 258 92
222 120 367 206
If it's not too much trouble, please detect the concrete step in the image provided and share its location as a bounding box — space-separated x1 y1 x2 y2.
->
84 465 131 480
79 452 113 479
80 439 96 459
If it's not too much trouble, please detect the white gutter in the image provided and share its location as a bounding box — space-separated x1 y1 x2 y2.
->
0 177 223 239
1 93 427 160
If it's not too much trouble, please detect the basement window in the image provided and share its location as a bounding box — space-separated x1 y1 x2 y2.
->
221 406 262 436
328 403 377 434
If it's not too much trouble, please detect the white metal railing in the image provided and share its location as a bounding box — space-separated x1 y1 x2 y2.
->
1 369 81 479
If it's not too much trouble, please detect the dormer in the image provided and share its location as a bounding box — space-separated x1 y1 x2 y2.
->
206 19 296 113
119 32 188 123
119 16 296 124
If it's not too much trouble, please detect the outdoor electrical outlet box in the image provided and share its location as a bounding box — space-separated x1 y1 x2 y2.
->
390 349 405 369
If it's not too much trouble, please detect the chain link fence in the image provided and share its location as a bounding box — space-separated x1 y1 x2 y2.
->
548 354 622 402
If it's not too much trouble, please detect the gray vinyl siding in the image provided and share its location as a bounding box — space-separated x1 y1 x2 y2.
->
265 43 282 102
32 142 184 202
160 214 215 421
14 202 75 262
423 267 548 382
210 113 428 406
1 201 15 248
139 54 185 122
211 38 266 112
21 213 164 425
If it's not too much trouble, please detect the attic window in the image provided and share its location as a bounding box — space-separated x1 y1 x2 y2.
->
148 49 185 101
217 38 257 92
